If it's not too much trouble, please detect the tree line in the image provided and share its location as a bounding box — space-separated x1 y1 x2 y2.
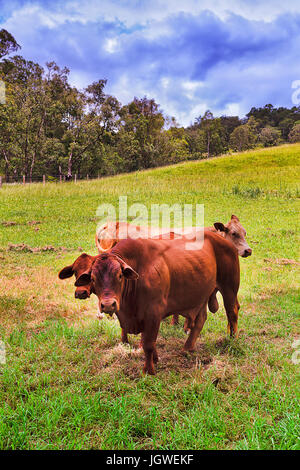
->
1 29 300 182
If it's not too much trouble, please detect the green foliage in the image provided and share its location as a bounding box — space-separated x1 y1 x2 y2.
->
229 124 255 152
258 126 282 147
0 29 20 59
288 123 300 143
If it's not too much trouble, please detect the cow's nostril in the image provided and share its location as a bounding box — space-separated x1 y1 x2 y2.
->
101 303 105 311
112 301 117 309
244 249 252 257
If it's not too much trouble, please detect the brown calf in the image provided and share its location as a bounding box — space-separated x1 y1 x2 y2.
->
58 253 96 299
172 214 251 325
212 214 252 258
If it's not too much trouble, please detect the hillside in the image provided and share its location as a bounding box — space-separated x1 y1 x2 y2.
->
0 143 299 450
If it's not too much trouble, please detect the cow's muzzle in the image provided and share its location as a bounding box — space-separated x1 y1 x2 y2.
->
75 289 89 299
242 248 252 258
100 298 118 315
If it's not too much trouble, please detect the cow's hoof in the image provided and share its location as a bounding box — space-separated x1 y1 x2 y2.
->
143 366 156 375
182 347 196 354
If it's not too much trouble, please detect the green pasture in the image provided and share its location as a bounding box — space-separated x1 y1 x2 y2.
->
0 144 299 449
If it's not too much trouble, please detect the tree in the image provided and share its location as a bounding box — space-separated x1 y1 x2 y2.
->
258 127 282 147
0 29 20 59
288 123 300 143
229 118 258 152
192 111 226 157
220 116 241 150
118 97 165 169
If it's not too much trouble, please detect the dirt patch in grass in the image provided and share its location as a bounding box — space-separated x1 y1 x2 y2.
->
264 258 300 266
2 220 42 227
2 221 19 226
7 243 72 253
5 244 84 255
27 220 41 226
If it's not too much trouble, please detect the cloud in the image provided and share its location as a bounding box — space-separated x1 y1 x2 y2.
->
1 1 300 125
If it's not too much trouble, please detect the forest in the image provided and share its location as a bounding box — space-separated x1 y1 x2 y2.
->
1 28 300 182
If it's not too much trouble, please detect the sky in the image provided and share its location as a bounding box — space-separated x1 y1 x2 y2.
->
1 0 300 126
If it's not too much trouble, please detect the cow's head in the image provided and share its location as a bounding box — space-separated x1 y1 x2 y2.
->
74 253 138 315
214 215 252 258
58 253 95 299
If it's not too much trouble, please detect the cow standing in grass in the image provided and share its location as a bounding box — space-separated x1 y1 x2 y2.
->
74 232 240 375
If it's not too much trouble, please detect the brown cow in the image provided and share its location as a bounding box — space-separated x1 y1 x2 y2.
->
58 253 96 299
74 231 240 375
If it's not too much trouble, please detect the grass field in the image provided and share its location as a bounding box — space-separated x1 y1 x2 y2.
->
0 144 299 450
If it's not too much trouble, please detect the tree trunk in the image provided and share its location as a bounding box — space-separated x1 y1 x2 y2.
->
3 150 10 182
207 130 210 158
67 151 72 179
29 154 35 183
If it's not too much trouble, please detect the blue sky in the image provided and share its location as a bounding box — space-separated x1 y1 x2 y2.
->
1 0 300 125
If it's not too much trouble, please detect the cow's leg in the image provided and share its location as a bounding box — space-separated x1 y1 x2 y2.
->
183 305 207 352
171 314 179 325
141 319 160 375
183 317 194 334
222 291 240 337
153 347 159 364
121 329 129 344
208 288 219 313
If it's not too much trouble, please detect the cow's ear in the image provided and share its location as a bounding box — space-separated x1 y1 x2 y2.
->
214 222 228 233
75 270 92 286
121 263 139 280
231 214 240 222
58 265 74 279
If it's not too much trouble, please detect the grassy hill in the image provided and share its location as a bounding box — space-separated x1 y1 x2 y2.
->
0 144 299 449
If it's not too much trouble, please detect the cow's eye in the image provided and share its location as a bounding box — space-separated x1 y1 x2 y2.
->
119 273 123 280
232 232 239 238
